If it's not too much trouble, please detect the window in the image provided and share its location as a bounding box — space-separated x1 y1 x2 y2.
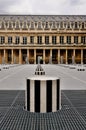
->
45 22 49 29
0 36 5 44
81 36 86 44
38 22 42 29
60 22 63 29
74 36 78 44
60 36 64 44
75 22 78 29
8 37 12 44
23 37 27 44
37 36 42 44
15 36 20 44
30 22 34 29
82 22 84 29
16 22 20 29
52 36 56 44
30 36 34 44
67 36 71 44
9 22 12 29
45 36 49 44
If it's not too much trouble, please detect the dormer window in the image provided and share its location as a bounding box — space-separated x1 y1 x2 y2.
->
82 22 84 29
16 22 20 29
38 22 42 29
45 22 49 29
31 22 34 29
75 22 78 29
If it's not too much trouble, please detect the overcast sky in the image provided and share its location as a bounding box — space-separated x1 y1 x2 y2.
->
0 0 86 15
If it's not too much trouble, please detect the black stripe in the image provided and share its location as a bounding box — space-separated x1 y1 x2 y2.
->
27 79 30 111
35 80 40 112
46 80 52 112
57 79 60 110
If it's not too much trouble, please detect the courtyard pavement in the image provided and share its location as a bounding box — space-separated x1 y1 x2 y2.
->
0 64 86 90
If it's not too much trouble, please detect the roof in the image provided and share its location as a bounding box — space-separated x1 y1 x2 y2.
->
0 15 86 22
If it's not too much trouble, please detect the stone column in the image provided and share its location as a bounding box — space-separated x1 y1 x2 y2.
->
50 49 52 64
27 49 29 63
58 49 60 64
30 80 35 112
43 49 45 64
34 49 36 64
20 36 22 45
81 49 83 64
40 81 46 112
4 49 6 64
52 80 57 112
19 49 22 64
73 49 75 64
66 49 68 64
11 49 14 64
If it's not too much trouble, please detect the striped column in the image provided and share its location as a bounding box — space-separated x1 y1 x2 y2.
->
26 77 61 113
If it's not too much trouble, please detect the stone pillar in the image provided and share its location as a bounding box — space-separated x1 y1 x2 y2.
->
42 35 45 45
58 49 60 64
4 49 6 63
81 49 83 64
50 36 52 44
43 49 45 64
52 80 57 112
11 49 14 64
20 36 22 45
13 36 15 44
5 36 8 44
34 36 37 44
71 36 74 44
64 36 66 44
34 49 36 64
40 81 46 112
30 80 35 112
79 36 81 44
27 49 29 63
19 49 22 64
50 49 52 64
57 36 59 44
66 49 68 64
73 49 75 64
0 50 2 64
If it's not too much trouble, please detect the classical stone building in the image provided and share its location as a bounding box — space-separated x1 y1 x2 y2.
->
0 15 86 64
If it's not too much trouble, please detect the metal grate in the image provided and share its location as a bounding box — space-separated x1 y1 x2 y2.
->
0 90 86 130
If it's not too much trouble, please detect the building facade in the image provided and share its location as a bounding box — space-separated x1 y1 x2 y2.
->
0 15 86 64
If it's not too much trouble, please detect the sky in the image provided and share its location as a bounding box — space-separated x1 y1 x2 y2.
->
0 0 86 15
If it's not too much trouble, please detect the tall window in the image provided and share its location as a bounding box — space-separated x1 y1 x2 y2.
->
23 37 27 44
8 36 12 44
67 36 71 44
30 36 34 44
45 36 49 44
60 36 64 44
37 36 42 44
75 22 78 29
82 22 84 29
0 36 5 44
74 36 78 44
81 36 86 44
52 36 56 44
15 36 20 44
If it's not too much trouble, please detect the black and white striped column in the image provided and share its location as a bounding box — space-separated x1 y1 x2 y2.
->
25 76 61 113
